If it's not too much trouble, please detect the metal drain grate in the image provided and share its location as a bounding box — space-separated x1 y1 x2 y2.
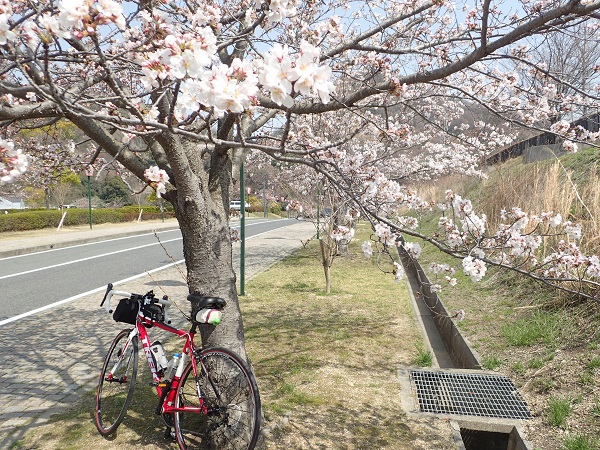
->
410 370 531 419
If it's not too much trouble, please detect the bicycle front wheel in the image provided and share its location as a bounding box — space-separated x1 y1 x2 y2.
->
174 347 261 450
95 328 138 435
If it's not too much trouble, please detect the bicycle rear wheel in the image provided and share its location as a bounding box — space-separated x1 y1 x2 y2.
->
95 328 138 435
174 347 261 450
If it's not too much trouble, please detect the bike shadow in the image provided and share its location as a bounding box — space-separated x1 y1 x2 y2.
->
0 276 190 449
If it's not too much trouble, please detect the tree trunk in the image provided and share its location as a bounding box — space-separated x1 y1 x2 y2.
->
164 139 248 359
337 239 348 256
320 239 332 294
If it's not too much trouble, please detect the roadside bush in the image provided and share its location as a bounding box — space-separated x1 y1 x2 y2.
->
269 202 282 216
0 210 61 231
0 207 175 232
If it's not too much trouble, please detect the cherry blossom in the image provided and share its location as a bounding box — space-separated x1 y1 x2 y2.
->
362 241 373 258
144 166 170 198
393 261 405 282
462 256 487 282
403 242 422 259
1 0 600 355
0 139 28 184
0 13 16 44
330 225 354 242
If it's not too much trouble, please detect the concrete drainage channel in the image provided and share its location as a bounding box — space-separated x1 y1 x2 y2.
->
397 248 532 450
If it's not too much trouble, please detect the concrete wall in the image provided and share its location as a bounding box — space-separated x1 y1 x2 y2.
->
398 246 481 370
523 144 565 163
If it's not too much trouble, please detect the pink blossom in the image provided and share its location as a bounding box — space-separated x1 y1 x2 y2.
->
393 262 405 282
0 139 28 184
403 241 422 258
144 166 170 198
0 13 16 44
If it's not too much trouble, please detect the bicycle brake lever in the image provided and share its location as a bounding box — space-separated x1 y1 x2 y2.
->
100 283 113 307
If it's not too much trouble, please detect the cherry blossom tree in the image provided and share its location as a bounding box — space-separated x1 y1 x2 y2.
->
515 21 600 123
1 0 600 360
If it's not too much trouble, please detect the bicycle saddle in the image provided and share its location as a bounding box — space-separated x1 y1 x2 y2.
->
186 294 227 309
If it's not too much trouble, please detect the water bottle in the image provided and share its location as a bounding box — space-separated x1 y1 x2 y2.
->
195 308 222 325
165 353 181 381
150 341 169 373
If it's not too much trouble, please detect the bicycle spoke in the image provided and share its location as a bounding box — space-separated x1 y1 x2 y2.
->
95 329 138 435
174 348 260 450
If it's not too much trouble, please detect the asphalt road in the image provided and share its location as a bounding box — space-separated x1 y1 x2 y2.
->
0 218 294 321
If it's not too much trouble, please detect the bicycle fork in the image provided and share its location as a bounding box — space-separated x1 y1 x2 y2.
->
106 328 137 383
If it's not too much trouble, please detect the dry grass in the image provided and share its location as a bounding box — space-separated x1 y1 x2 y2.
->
9 226 457 450
425 153 600 257
242 231 455 449
485 153 598 250
415 149 600 450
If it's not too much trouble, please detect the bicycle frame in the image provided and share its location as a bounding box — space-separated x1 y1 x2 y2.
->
98 284 261 450
134 315 208 415
102 284 209 416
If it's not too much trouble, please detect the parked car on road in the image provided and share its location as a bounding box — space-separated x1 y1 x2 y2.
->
229 200 249 211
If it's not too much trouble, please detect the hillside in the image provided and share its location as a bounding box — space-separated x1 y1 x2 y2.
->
415 149 600 449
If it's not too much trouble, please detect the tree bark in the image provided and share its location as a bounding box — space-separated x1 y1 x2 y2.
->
320 239 332 294
165 139 248 359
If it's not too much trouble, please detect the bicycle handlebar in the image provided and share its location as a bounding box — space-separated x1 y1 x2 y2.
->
101 284 173 324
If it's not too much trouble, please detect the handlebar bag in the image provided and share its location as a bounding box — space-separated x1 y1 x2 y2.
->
113 298 138 325
141 303 164 323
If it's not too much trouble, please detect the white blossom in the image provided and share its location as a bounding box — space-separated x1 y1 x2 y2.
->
362 241 373 258
462 256 487 282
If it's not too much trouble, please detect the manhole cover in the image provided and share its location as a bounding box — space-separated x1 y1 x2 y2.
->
410 370 531 419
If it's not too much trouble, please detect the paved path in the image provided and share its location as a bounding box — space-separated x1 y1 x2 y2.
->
0 219 316 448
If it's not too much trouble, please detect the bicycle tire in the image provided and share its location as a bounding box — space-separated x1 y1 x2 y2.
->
94 328 138 435
173 347 261 450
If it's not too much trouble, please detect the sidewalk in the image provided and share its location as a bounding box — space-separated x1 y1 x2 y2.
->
0 218 316 448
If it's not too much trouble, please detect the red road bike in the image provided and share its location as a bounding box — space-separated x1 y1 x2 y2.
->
94 283 261 450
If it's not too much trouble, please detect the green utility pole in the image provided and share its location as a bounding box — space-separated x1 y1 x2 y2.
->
239 159 246 296
85 166 93 229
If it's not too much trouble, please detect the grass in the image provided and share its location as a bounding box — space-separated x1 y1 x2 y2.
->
528 352 555 369
585 356 600 371
591 398 600 418
241 225 441 449
9 223 454 450
562 433 600 450
411 344 433 367
481 354 502 370
501 311 575 347
546 396 572 428
511 361 526 375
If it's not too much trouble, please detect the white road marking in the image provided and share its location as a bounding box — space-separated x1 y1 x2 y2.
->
0 219 293 326
0 229 180 261
0 260 185 326
0 238 182 280
0 219 284 279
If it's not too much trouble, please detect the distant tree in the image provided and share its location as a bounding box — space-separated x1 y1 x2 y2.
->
516 23 600 123
51 172 81 209
21 187 46 209
98 177 132 207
